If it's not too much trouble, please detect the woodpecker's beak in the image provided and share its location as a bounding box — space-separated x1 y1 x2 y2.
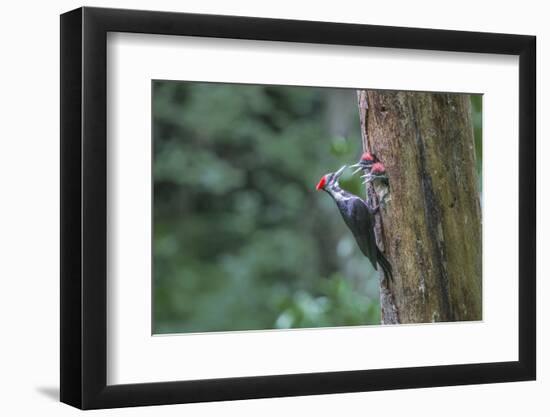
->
362 174 388 185
351 166 364 175
361 174 373 184
333 165 347 180
350 161 373 176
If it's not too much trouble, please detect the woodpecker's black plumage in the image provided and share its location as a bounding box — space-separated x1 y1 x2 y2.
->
317 166 393 281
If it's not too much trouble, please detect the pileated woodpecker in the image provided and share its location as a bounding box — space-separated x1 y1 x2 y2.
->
316 165 393 281
351 153 390 206
350 151 376 175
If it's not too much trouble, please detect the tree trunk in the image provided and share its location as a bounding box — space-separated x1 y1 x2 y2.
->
357 90 482 324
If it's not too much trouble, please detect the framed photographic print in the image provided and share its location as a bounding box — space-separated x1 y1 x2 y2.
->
60 6 536 409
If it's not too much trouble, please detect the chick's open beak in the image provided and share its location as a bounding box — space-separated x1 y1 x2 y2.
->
350 161 374 176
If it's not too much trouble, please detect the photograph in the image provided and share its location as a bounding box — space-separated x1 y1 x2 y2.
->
152 81 483 334
53 3 536 412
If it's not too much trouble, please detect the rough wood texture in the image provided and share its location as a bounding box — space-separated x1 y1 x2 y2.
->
358 90 482 324
357 91 399 324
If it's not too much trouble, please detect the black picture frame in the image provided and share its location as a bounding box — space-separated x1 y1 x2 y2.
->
60 6 536 410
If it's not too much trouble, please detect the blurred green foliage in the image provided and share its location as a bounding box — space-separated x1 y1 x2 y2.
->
153 81 482 334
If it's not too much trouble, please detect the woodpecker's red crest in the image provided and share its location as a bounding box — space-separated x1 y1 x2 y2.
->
316 165 347 191
316 175 328 190
371 162 386 175
361 152 375 162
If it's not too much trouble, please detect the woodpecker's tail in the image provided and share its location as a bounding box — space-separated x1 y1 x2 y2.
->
377 249 393 282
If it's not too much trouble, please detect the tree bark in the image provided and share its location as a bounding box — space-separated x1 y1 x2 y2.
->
357 90 482 324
